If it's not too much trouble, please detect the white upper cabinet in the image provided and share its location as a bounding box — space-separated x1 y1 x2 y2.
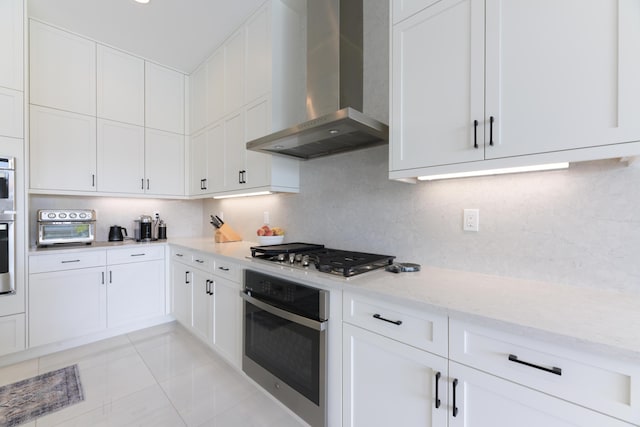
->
30 20 96 115
0 0 23 91
97 45 144 126
145 128 185 196
206 49 225 124
145 62 185 134
245 4 271 104
390 0 640 180
224 29 245 115
189 63 207 134
96 118 145 194
391 0 484 171
30 105 97 192
0 87 23 138
485 0 640 158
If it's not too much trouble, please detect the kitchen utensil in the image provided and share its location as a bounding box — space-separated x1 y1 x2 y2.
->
108 225 127 242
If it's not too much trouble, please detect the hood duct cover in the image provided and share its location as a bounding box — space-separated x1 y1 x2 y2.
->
246 0 389 160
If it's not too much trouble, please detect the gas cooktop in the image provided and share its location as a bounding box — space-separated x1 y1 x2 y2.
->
250 243 395 277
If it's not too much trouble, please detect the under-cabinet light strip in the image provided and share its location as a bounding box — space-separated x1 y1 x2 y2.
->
417 162 569 181
213 191 273 199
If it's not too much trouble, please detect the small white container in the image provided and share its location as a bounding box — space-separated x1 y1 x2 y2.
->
258 235 284 245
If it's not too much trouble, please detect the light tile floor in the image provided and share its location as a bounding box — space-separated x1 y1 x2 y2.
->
0 322 307 427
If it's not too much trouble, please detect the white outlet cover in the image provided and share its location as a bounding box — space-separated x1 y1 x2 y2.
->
463 209 479 232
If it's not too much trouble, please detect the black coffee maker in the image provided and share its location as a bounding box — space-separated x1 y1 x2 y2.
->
135 215 153 241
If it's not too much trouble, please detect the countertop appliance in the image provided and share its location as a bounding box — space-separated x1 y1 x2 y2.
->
36 209 96 247
242 269 329 427
108 225 127 242
250 242 396 277
246 0 389 160
134 215 153 242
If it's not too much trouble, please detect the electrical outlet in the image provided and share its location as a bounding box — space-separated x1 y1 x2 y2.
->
463 209 479 232
153 211 160 219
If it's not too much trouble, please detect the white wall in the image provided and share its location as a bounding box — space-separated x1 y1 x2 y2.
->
205 148 640 293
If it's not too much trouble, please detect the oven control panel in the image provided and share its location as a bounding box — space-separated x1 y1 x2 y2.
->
37 209 96 222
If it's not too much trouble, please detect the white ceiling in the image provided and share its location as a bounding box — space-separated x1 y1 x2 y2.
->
28 0 265 73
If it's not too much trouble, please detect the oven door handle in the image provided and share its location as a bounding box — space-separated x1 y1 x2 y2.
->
241 291 327 332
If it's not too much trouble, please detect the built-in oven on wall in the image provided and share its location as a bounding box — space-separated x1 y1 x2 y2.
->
0 157 15 296
242 269 328 427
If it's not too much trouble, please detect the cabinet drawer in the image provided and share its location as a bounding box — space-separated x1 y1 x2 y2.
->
450 319 640 424
213 258 241 282
191 252 214 272
171 246 192 264
30 250 106 273
107 245 164 265
343 292 448 357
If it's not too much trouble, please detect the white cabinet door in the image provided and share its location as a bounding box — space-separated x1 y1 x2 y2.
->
393 0 441 23
189 129 208 195
145 128 184 196
172 262 192 328
449 362 631 427
206 49 225 125
97 118 144 194
244 97 271 189
97 45 144 126
224 30 245 115
30 105 97 192
212 276 241 367
30 20 96 115
223 110 245 192
0 86 23 138
485 0 640 159
145 62 185 134
107 259 165 329
189 63 207 134
245 3 271 104
205 121 225 193
191 270 213 344
29 266 106 347
391 0 485 171
0 313 25 357
343 323 448 427
0 0 23 91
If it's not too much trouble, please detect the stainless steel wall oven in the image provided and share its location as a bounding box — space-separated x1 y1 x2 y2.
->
242 269 328 427
0 157 15 296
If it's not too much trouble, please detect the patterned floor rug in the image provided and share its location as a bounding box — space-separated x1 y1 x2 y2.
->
0 364 84 427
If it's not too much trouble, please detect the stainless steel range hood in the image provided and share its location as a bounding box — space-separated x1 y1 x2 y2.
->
246 0 389 160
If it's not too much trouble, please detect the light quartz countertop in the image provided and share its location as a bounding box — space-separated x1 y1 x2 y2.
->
167 237 640 362
31 237 640 361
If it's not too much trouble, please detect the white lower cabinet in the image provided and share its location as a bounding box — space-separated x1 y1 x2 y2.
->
107 247 165 328
29 247 166 348
0 313 26 357
29 266 106 347
448 361 631 427
170 246 242 367
343 323 447 427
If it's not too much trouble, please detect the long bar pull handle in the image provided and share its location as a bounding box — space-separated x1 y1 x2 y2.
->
218 266 230 272
109 271 112 284
372 313 402 326
473 120 478 149
61 259 81 264
489 116 495 146
508 354 562 376
141 178 144 190
92 174 96 187
203 179 207 190
435 372 441 409
452 378 459 417
101 271 104 285
146 179 150 190
185 271 190 284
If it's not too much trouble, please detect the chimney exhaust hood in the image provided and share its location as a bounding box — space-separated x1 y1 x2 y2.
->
246 0 389 160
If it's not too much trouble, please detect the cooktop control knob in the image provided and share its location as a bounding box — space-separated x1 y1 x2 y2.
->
289 253 295 264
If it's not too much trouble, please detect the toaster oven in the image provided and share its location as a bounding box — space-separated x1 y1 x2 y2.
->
37 209 96 246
